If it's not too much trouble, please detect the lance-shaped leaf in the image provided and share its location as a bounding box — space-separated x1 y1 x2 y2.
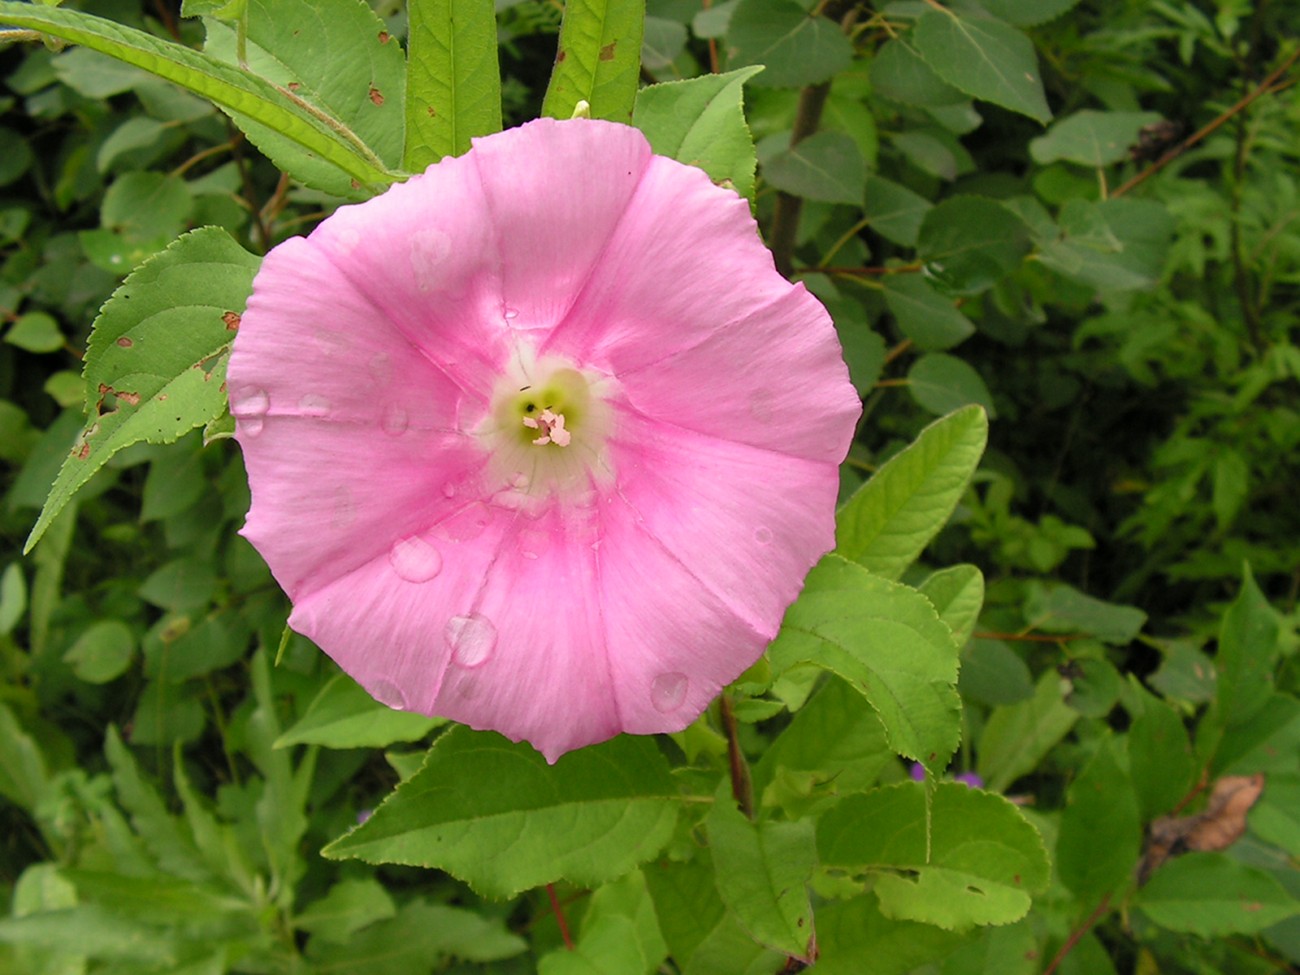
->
542 0 645 122
201 0 407 196
1136 852 1300 935
25 228 260 552
706 784 816 961
768 555 961 773
274 672 442 749
404 0 502 167
818 782 1049 930
324 726 679 898
836 405 988 580
0 2 399 193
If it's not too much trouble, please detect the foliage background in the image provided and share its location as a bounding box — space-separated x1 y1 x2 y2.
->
1 0 1298 972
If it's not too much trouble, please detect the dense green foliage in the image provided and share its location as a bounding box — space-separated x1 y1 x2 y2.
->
1 0 1298 972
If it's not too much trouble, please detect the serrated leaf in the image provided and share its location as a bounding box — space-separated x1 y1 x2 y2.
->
1137 852 1300 935
917 195 1031 295
917 564 984 649
275 672 442 748
725 0 852 89
913 10 1050 123
323 726 679 898
1022 582 1146 644
818 782 1049 931
768 556 961 773
24 227 259 553
762 130 864 205
634 66 763 201
883 274 976 351
836 405 988 579
542 0 645 122
870 39 966 107
1030 110 1162 167
813 897 965 975
404 0 501 167
1056 736 1141 903
976 0 1082 26
707 785 816 960
0 2 398 193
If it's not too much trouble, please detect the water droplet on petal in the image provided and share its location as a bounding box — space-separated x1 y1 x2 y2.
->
502 306 519 321
231 387 269 437
381 404 409 436
754 526 774 545
389 534 442 582
445 614 496 668
299 393 330 417
651 672 689 713
370 679 409 711
436 502 489 541
441 481 457 499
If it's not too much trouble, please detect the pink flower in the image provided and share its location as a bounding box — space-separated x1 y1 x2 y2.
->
227 118 860 761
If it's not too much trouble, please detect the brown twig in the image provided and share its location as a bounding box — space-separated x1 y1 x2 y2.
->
546 883 575 950
1042 894 1111 975
720 694 754 819
1112 43 1300 198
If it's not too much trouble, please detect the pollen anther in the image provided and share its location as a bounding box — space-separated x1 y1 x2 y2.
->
523 408 571 447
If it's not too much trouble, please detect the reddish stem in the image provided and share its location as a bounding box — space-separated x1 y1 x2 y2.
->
1042 895 1111 975
546 883 575 950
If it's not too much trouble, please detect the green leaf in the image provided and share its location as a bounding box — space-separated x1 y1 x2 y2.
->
0 906 176 965
634 66 764 201
62 619 135 684
959 639 1033 707
1136 852 1300 935
1038 198 1174 292
752 676 893 814
836 405 988 579
725 0 853 89
869 39 966 107
706 785 816 960
976 0 1083 26
542 871 666 975
908 353 996 417
762 130 864 205
24 227 259 553
1055 737 1142 903
768 556 961 773
918 564 985 649
1022 583 1146 644
0 2 399 194
883 275 976 351
404 0 502 167
813 897 965 974
1030 110 1163 167
5 312 64 353
1126 681 1195 820
1214 565 1280 728
296 878 396 945
643 856 728 968
977 670 1077 793
0 704 49 813
0 563 25 635
1250 773 1300 857
912 10 1050 124
865 174 933 247
917 195 1031 295
542 0 645 122
818 782 1049 930
274 671 443 748
324 727 679 898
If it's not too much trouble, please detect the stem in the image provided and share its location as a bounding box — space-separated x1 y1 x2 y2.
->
769 81 832 277
546 884 575 950
1112 43 1300 197
720 694 754 819
1042 895 1111 975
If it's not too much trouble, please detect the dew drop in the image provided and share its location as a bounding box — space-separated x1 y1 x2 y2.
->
754 526 774 545
651 672 689 713
502 306 519 321
381 404 409 436
232 387 269 437
241 416 265 437
436 502 489 541
441 481 457 499
445 614 497 668
370 679 409 711
299 393 330 416
389 534 442 582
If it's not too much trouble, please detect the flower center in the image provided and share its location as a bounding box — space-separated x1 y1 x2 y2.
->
480 354 615 500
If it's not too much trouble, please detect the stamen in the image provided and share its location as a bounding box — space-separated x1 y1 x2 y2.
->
523 409 570 447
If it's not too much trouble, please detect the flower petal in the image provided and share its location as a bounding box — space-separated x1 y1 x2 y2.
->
230 237 488 599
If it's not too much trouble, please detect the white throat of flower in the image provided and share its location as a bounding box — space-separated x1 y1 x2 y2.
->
478 351 615 503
